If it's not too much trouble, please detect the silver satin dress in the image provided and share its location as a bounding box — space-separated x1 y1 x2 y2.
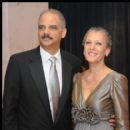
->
72 71 129 130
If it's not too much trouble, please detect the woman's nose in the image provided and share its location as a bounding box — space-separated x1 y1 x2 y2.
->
90 43 95 50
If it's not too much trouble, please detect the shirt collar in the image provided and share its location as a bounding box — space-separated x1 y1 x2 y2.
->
40 46 61 63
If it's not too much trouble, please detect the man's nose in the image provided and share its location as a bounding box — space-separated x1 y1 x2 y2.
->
44 27 50 34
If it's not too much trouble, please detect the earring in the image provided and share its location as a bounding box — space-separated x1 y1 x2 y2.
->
105 53 109 56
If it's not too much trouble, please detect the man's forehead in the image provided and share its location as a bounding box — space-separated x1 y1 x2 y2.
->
38 11 64 28
40 12 60 19
38 24 59 27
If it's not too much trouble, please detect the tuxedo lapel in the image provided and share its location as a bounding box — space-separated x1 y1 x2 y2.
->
29 48 52 121
55 53 72 122
29 48 73 123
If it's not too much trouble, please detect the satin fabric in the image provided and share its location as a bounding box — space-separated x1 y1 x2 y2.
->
72 71 129 130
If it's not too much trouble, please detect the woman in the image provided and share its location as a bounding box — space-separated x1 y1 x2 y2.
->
72 27 129 130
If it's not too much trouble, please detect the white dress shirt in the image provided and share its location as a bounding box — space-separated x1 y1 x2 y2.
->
40 46 62 118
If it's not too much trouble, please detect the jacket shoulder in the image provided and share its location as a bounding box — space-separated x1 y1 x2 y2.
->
9 46 39 60
61 50 81 64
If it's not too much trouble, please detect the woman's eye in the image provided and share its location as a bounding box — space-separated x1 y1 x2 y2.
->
85 41 91 44
96 42 102 45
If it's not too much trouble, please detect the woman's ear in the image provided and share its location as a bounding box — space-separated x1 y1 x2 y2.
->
62 28 67 38
105 47 111 56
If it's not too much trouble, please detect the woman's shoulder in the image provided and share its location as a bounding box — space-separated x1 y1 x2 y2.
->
109 71 128 90
74 69 88 78
73 72 82 82
73 70 89 83
111 70 128 82
110 71 128 98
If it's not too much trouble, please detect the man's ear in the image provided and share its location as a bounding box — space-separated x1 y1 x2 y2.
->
62 28 67 38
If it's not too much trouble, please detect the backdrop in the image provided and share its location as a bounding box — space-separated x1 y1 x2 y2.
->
49 2 130 114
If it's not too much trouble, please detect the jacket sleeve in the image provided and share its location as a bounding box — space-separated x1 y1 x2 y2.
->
110 74 129 130
2 55 20 130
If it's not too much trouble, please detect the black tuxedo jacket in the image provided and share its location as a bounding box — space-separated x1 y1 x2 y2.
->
2 46 81 130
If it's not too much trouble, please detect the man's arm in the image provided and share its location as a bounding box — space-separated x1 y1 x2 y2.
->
2 55 20 130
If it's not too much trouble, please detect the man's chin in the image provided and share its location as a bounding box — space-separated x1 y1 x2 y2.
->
40 39 52 44
40 42 53 47
42 39 52 42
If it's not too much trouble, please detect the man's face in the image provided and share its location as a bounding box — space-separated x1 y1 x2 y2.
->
38 12 66 52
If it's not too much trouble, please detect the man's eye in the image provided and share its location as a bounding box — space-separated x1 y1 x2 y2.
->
49 25 58 30
38 25 44 30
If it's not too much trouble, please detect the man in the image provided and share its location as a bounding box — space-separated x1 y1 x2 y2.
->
2 9 81 130
2 9 115 130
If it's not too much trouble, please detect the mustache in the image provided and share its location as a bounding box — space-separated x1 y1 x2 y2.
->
41 34 53 40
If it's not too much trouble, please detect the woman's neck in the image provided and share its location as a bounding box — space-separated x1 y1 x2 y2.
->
88 62 107 74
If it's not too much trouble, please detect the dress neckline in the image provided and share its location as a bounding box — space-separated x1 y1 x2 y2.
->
80 70 114 104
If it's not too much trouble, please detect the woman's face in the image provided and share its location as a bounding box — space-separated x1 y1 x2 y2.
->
83 31 111 64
